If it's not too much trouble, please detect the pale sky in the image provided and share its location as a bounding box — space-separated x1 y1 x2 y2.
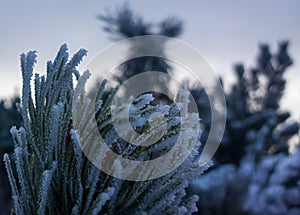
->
0 0 299 117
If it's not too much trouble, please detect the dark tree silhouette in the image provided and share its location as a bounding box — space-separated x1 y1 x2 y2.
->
215 41 297 165
0 96 22 214
191 42 300 215
99 5 183 104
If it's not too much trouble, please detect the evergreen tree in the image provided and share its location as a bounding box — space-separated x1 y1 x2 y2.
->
190 42 300 215
99 5 183 104
99 6 300 214
2 5 299 214
4 44 205 214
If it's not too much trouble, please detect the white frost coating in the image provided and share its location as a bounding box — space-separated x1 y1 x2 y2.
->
38 162 57 215
90 187 115 215
5 44 205 214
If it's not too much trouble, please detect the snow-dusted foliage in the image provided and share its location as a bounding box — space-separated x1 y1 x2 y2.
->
190 147 300 215
189 41 300 215
243 147 300 215
3 44 205 214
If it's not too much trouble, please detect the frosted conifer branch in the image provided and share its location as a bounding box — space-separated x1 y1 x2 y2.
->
4 44 204 214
